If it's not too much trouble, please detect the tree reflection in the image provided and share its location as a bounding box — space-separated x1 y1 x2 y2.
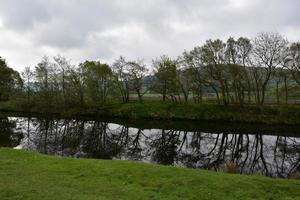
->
148 129 180 165
0 117 22 147
13 117 300 177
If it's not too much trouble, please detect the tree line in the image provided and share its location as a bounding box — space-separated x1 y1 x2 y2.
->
1 32 300 109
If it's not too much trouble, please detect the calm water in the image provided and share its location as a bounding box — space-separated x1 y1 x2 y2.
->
1 116 300 178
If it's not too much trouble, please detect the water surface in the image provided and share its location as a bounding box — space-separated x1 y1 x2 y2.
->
1 116 299 178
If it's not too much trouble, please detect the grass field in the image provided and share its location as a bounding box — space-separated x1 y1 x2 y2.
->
100 102 300 124
0 148 299 200
1 100 300 125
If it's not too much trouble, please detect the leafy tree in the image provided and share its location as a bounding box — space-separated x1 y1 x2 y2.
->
199 39 230 105
153 56 180 102
225 37 239 64
181 49 211 104
236 37 252 66
65 65 86 107
236 37 253 103
0 57 22 101
80 61 113 105
178 54 199 103
6 32 300 108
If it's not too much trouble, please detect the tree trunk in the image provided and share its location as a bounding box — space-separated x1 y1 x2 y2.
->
276 81 280 105
199 85 203 104
211 85 220 105
137 90 142 102
284 76 288 104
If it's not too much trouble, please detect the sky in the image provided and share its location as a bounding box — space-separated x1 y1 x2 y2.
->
0 0 300 72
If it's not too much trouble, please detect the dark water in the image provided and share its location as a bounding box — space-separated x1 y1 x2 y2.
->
1 116 300 178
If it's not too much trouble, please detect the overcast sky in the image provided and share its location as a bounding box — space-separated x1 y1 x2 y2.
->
0 0 299 71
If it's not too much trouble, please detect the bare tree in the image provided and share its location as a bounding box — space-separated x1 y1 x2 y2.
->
35 57 52 107
286 42 300 86
127 60 149 102
53 55 71 106
251 32 288 105
112 57 131 103
21 66 34 106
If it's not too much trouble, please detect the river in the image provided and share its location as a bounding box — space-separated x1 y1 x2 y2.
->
1 115 299 178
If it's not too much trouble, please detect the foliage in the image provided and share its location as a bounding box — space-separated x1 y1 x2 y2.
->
80 60 114 105
152 55 180 102
0 57 22 101
0 32 300 112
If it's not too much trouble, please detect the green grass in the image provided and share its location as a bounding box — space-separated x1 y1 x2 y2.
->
0 101 19 111
0 148 299 200
95 102 300 125
1 100 300 125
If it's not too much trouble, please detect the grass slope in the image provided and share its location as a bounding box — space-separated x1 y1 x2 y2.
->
0 148 299 200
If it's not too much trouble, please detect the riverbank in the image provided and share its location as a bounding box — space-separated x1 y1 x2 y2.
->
1 101 300 125
0 148 299 200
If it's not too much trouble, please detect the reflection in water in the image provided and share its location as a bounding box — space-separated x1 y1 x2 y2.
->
4 117 300 178
0 117 22 147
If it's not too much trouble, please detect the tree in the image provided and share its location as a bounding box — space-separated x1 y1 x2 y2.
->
127 60 149 102
251 32 288 105
53 55 71 106
287 42 300 86
179 52 202 103
0 57 22 101
80 61 113 105
153 56 180 102
21 66 34 106
177 68 192 103
200 39 230 105
65 65 86 107
34 57 53 107
236 37 252 66
32 56 79 109
274 68 289 104
112 57 131 103
225 37 251 105
227 64 248 105
236 37 253 103
225 37 238 64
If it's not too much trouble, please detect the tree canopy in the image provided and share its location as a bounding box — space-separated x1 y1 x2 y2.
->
0 57 22 101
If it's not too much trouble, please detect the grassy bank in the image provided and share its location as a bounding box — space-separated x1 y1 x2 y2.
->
1 101 300 125
0 148 299 200
95 102 300 125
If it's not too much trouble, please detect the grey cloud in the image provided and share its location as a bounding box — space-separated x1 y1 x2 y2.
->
0 0 51 31
0 0 299 71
